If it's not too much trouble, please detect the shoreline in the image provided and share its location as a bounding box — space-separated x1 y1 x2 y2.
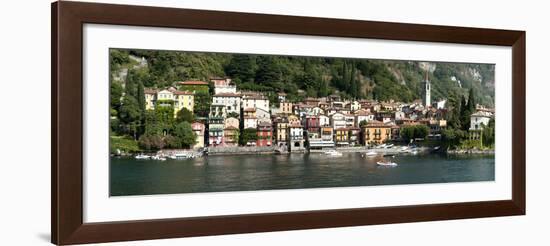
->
446 149 495 155
115 146 495 157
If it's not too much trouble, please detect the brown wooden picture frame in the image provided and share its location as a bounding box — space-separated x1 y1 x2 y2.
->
52 1 525 245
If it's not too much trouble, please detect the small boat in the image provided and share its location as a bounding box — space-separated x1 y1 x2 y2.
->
151 155 167 161
377 160 398 166
135 154 150 160
324 150 342 156
365 151 377 157
383 154 395 158
170 153 191 159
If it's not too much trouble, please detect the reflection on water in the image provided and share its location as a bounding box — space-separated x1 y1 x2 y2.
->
110 153 495 196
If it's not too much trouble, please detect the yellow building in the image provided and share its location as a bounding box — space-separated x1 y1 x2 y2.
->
335 128 349 146
173 90 194 117
361 120 392 145
144 88 194 118
279 102 293 115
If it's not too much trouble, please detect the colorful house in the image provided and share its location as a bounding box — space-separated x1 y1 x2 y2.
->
243 108 257 129
288 121 305 152
211 77 236 94
273 117 289 147
279 102 293 115
348 127 361 146
305 115 321 138
361 120 392 145
191 122 205 149
208 104 226 147
143 87 194 118
335 128 350 147
213 93 241 115
257 121 273 147
224 117 240 146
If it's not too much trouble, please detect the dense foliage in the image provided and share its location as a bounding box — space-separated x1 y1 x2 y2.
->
400 125 429 142
110 49 495 106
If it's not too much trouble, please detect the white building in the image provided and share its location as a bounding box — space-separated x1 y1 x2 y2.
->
436 99 447 109
244 117 257 129
330 113 346 130
241 93 270 113
355 109 374 126
469 111 493 130
395 111 406 121
349 101 361 111
212 93 241 115
344 114 355 128
319 115 330 127
211 77 236 94
255 107 271 120
288 123 305 152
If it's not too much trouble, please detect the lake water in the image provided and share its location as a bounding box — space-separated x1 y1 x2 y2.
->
110 153 495 196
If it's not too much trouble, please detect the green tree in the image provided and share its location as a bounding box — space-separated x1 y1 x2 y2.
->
414 125 429 139
482 118 495 147
110 82 123 111
318 78 329 97
225 54 256 83
172 122 197 148
400 125 429 141
459 96 469 130
227 112 240 119
138 134 165 150
255 56 281 86
442 128 467 148
400 125 415 141
176 108 194 123
109 49 130 72
118 96 141 139
194 91 211 117
110 136 139 154
239 128 258 146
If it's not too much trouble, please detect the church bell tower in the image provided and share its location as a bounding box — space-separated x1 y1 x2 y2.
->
422 72 431 107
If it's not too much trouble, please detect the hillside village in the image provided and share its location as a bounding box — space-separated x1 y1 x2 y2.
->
125 75 495 154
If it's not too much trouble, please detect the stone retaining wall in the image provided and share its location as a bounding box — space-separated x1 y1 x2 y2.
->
207 146 278 155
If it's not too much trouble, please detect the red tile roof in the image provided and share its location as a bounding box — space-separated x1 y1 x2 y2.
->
214 93 241 97
178 80 209 85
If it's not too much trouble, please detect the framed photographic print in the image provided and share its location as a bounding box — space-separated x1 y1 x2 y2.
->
52 1 525 245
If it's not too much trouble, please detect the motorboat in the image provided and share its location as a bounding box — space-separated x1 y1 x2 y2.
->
170 153 191 159
135 154 150 160
377 160 398 166
324 150 343 156
151 155 167 161
365 151 377 157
